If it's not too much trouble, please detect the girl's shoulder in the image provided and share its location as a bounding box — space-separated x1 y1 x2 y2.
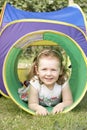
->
30 75 38 82
30 76 40 91
56 80 69 89
61 80 69 89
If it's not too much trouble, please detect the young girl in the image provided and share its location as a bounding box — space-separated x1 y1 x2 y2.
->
28 47 73 115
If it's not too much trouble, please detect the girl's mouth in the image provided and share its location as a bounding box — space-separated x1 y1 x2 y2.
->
45 77 53 81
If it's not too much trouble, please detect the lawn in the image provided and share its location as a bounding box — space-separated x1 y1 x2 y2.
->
0 92 87 130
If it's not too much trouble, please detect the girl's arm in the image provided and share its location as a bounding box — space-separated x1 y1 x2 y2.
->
52 82 73 114
28 85 49 116
62 82 73 106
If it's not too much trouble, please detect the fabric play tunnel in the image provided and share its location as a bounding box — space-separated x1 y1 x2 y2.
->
1 2 87 96
3 31 87 115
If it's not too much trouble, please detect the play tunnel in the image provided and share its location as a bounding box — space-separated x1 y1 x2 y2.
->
0 2 87 96
0 2 87 114
3 31 87 115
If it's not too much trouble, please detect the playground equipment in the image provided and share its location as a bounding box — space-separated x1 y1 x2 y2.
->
0 2 87 114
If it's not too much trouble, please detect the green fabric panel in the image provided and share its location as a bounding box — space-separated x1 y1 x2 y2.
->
4 47 29 108
43 32 87 102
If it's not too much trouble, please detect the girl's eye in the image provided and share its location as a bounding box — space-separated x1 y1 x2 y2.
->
41 69 57 71
52 69 56 71
42 68 47 71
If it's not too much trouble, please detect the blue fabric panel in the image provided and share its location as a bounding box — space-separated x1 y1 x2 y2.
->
2 3 85 28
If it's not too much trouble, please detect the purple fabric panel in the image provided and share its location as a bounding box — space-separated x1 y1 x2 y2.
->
5 21 86 54
0 21 87 94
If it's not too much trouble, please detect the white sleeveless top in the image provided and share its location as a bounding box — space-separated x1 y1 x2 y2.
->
30 76 68 107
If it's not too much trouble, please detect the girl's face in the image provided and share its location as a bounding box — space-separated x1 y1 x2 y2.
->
36 56 61 88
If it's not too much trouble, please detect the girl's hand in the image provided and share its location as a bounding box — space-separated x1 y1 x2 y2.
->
36 106 49 116
52 103 64 114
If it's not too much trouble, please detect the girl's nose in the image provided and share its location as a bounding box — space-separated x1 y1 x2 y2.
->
46 70 52 75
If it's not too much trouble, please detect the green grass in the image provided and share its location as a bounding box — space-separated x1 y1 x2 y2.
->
0 92 87 130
